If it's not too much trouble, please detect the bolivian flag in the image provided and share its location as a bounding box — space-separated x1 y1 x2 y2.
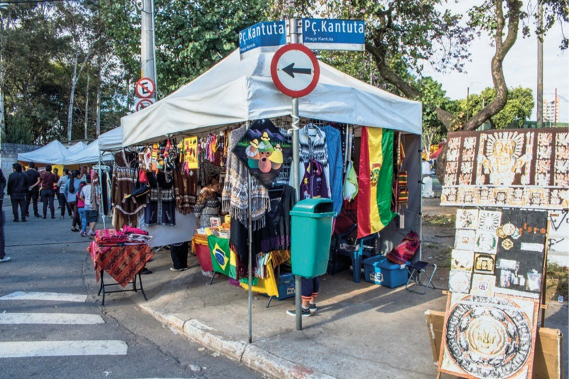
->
357 127 397 238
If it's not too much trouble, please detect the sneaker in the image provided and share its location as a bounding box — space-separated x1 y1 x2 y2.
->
309 303 317 314
0 257 11 263
170 267 187 272
286 308 312 317
141 268 153 275
80 231 87 237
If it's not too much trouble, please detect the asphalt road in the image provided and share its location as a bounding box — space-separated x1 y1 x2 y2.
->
0 200 259 379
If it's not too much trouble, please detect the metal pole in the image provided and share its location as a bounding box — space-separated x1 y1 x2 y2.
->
554 88 557 127
141 0 157 92
246 121 253 343
537 1 543 127
288 17 303 332
99 150 106 229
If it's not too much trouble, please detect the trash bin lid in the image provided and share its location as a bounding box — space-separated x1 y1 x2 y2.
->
290 198 336 218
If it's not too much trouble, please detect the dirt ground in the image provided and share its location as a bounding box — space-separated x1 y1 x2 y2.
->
420 197 568 303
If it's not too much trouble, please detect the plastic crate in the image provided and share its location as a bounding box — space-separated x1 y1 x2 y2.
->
362 255 408 288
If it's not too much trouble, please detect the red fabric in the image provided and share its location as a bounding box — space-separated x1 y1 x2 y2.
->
122 225 149 235
357 127 371 238
334 199 358 235
195 243 213 272
88 241 153 287
95 229 127 246
386 231 420 265
430 146 443 159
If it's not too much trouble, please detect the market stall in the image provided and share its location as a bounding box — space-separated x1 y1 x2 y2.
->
18 140 70 166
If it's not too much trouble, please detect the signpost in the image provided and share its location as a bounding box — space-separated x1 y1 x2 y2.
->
239 17 365 334
135 77 156 99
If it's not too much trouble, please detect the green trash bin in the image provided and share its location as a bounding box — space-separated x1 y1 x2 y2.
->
290 198 336 278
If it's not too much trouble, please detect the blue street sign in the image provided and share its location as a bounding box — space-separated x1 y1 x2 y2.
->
239 21 286 58
301 19 365 51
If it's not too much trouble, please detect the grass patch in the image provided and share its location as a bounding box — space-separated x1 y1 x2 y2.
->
546 262 568 302
423 214 456 227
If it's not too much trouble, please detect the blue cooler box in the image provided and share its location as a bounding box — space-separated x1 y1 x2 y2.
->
362 255 408 288
274 272 296 300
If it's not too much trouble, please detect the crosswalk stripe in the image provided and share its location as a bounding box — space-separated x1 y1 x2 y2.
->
0 313 104 325
0 292 87 303
0 341 128 358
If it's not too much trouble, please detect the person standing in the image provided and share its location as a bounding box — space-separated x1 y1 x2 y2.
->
7 163 29 222
57 168 71 218
194 176 221 228
24 162 41 218
64 170 83 232
40 165 57 219
77 182 87 236
0 168 10 263
80 174 100 237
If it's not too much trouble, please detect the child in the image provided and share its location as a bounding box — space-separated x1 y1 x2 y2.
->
77 182 87 237
287 277 319 317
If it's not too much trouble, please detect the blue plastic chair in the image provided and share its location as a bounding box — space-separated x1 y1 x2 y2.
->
336 231 378 283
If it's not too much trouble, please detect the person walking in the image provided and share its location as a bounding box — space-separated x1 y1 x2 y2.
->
7 163 29 222
77 182 87 236
0 168 10 263
24 162 41 218
80 174 100 237
40 165 57 219
64 170 83 232
57 168 71 218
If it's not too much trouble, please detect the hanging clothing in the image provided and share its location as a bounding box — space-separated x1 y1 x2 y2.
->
357 127 397 238
144 172 176 227
290 124 331 197
343 161 358 201
323 125 344 216
222 125 270 230
194 187 220 228
174 169 198 215
261 185 296 251
300 160 329 200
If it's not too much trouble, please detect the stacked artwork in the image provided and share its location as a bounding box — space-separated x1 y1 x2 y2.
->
439 208 548 378
441 128 569 209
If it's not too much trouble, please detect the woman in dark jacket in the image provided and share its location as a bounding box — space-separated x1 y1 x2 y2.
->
64 170 83 232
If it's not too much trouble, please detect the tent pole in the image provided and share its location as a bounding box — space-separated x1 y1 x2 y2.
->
246 121 253 344
99 150 106 229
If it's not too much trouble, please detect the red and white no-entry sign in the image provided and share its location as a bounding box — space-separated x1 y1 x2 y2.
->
271 44 320 98
135 98 154 111
135 77 156 98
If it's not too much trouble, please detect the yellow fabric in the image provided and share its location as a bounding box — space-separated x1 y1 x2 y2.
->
239 255 278 297
368 127 384 233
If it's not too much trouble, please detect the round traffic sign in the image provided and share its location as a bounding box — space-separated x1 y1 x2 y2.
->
271 44 320 98
135 77 156 98
135 98 154 111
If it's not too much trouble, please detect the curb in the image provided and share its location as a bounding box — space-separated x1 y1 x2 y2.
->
139 304 336 379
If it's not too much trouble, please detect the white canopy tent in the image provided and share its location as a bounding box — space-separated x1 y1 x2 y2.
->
121 49 421 146
64 140 114 165
99 127 123 152
67 141 88 154
18 140 70 165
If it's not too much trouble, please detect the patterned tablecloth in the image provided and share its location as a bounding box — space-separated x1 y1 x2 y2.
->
88 242 154 288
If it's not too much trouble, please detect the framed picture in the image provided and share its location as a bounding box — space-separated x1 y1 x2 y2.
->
209 217 221 228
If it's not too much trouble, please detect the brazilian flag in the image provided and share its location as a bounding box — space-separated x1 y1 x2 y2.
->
207 235 236 278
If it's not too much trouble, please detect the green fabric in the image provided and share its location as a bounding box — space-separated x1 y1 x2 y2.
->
377 129 397 229
208 235 231 276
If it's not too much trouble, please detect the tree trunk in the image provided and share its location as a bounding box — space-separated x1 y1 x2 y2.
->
84 72 90 140
68 52 79 141
96 57 101 137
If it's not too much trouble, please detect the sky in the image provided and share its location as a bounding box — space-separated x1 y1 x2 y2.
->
423 2 569 123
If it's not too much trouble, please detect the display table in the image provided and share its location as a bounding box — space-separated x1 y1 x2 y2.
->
88 241 154 305
192 233 213 272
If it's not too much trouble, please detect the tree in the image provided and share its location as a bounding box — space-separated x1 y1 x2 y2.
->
269 0 568 131
452 86 534 129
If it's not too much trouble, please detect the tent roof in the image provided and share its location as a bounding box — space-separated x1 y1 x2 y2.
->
121 49 422 147
67 141 88 154
18 140 70 165
99 127 123 151
64 140 114 165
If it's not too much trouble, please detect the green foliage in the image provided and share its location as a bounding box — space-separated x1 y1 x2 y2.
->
452 86 534 129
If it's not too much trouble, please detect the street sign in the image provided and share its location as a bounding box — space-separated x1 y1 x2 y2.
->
135 97 154 111
239 21 286 59
301 19 365 51
271 44 320 98
135 77 156 98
